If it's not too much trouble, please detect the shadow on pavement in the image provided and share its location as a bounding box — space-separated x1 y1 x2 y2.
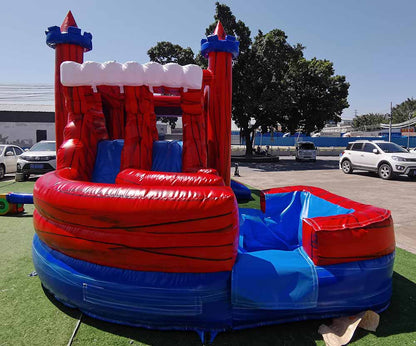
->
236 158 340 172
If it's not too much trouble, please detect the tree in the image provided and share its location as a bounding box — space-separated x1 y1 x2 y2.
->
392 98 416 124
147 42 196 65
203 3 349 155
147 2 350 155
233 29 304 153
352 113 389 131
201 6 302 155
285 58 349 134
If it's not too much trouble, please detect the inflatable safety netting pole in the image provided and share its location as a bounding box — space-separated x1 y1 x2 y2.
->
45 11 92 151
201 22 239 186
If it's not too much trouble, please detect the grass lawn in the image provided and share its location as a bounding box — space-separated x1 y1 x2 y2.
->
0 178 415 345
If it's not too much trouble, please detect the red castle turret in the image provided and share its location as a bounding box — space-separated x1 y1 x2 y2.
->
60 10 77 32
213 21 226 39
46 11 92 150
201 22 239 186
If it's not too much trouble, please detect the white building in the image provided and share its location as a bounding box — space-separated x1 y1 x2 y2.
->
0 106 55 148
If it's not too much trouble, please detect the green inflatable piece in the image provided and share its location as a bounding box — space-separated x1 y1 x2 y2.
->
0 197 9 215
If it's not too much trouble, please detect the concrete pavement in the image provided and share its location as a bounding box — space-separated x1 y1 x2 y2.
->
232 156 416 254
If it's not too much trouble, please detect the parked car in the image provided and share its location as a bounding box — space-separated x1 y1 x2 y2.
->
16 141 56 181
0 145 24 179
339 140 416 180
295 141 317 161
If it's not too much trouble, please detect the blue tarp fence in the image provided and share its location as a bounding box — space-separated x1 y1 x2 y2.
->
234 132 416 148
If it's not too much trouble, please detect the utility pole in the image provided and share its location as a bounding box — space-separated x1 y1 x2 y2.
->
389 102 392 142
408 110 411 149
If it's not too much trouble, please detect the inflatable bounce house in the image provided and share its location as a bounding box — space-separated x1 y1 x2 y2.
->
32 12 396 343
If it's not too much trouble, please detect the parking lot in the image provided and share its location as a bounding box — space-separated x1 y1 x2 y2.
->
233 156 416 254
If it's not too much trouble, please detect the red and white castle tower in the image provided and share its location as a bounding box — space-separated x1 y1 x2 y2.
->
45 11 92 150
202 22 239 185
46 14 239 185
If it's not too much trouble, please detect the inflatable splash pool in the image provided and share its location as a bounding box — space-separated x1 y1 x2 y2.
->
33 178 395 341
33 13 396 343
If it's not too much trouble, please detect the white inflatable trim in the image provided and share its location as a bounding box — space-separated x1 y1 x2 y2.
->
60 61 203 92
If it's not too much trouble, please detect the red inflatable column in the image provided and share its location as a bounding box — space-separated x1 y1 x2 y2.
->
121 86 154 171
181 89 207 172
201 22 239 186
46 11 92 151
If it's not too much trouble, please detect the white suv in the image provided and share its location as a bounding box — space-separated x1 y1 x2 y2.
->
340 140 416 180
16 141 56 181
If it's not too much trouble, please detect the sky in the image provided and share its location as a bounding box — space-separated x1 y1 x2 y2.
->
0 0 415 119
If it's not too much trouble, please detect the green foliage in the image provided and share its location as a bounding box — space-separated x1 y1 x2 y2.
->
352 113 389 131
147 2 349 156
208 3 349 155
147 41 196 65
235 29 304 152
352 99 416 131
392 98 416 124
205 2 252 52
283 58 349 134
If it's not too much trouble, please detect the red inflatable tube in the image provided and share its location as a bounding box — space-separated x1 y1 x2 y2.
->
33 169 239 272
197 168 220 176
115 168 224 187
34 210 237 272
181 89 207 173
261 186 395 266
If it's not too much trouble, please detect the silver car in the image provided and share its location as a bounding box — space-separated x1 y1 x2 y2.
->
16 141 56 181
295 141 317 162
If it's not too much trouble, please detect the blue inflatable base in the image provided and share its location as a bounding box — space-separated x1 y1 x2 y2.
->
33 232 394 339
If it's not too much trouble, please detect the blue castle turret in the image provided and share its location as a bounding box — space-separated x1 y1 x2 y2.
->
46 25 92 52
200 26 239 58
